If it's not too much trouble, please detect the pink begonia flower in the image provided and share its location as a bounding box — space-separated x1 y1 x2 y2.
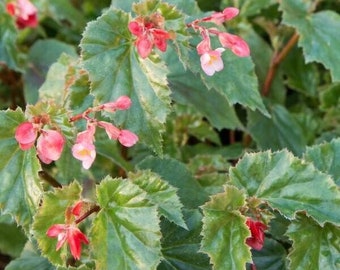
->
118 130 139 147
135 35 154 59
102 96 132 112
36 130 65 164
200 48 225 76
46 223 89 260
15 122 37 150
72 125 96 170
98 121 120 140
245 218 267 250
6 0 38 29
152 29 171 52
209 7 239 25
218 32 250 57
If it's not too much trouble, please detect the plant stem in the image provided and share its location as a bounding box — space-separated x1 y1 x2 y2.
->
262 32 299 96
38 171 62 188
75 205 100 224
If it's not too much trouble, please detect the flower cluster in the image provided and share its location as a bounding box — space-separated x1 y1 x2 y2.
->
46 201 89 260
6 0 38 29
70 96 138 169
15 115 65 164
128 13 173 58
188 7 250 76
245 218 267 250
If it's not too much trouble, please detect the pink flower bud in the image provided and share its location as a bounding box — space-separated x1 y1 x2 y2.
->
246 218 267 250
128 21 143 36
72 201 83 217
98 121 120 140
102 96 132 112
222 7 239 20
208 7 239 25
75 124 96 144
15 122 37 150
136 35 153 58
197 34 211 55
218 32 250 57
6 0 38 29
36 130 65 164
118 130 139 147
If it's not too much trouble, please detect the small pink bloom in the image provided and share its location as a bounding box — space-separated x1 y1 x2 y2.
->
102 96 132 112
72 142 96 169
75 124 96 144
98 121 120 140
136 35 153 58
46 223 89 260
6 0 38 29
15 122 37 150
246 218 267 250
200 48 225 76
118 130 139 147
196 34 211 55
36 130 65 164
152 29 171 52
218 32 250 57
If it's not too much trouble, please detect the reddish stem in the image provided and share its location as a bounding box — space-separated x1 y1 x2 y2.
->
262 32 299 96
75 205 100 224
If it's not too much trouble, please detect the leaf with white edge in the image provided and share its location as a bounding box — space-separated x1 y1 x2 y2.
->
91 176 161 270
128 170 187 229
80 8 171 154
201 185 252 270
33 182 83 266
0 109 42 232
229 150 340 225
187 43 268 116
137 156 209 209
286 214 340 270
304 138 340 186
280 0 340 82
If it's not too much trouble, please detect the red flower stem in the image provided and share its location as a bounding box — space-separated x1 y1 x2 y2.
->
38 171 62 188
75 205 100 224
262 32 299 96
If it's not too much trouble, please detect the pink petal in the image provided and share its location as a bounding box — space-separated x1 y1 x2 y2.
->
196 35 211 55
136 35 153 58
98 121 120 140
222 7 239 20
118 130 139 147
46 224 67 237
37 130 65 164
218 32 250 57
128 21 143 36
15 122 37 149
72 142 96 169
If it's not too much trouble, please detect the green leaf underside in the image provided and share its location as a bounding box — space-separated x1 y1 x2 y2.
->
201 186 252 270
287 214 340 270
0 109 42 231
128 170 187 229
280 0 340 82
229 150 340 225
80 8 171 154
92 176 161 270
304 138 340 186
33 182 83 266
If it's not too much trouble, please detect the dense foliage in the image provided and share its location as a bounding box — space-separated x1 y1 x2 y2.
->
0 0 339 269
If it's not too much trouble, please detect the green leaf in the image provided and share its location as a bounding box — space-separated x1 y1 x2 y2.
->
80 8 171 154
251 238 288 270
286 214 340 270
239 0 277 17
280 0 340 82
137 157 209 209
247 104 307 156
5 241 55 270
200 185 252 270
186 43 268 116
159 209 211 270
25 40 77 104
0 3 21 71
319 83 340 110
0 214 27 258
0 109 42 231
128 170 187 229
33 182 83 266
304 138 340 186
91 176 161 270
229 150 340 226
